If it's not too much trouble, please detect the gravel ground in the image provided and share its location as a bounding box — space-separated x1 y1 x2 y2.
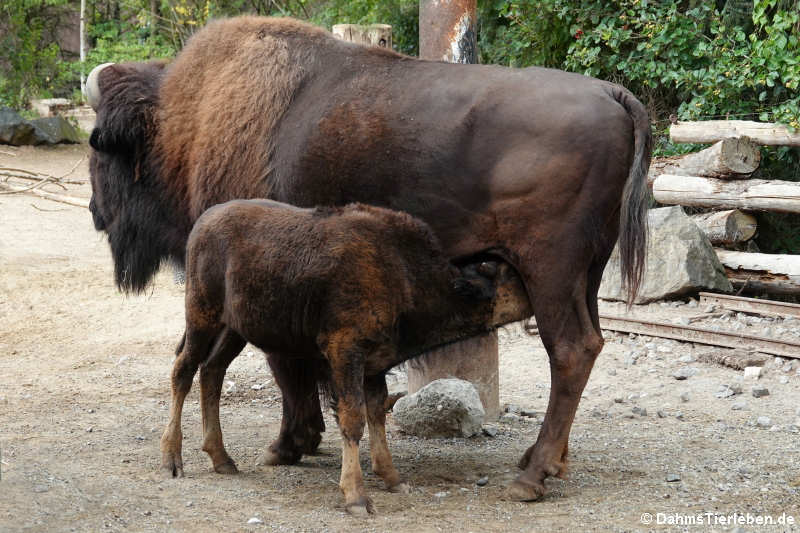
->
1 145 799 532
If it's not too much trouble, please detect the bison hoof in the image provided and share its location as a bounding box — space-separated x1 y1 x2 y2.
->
346 497 375 516
504 479 546 502
255 449 300 467
214 458 239 475
303 433 323 455
388 482 411 494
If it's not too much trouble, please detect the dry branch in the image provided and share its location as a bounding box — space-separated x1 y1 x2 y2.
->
0 182 89 208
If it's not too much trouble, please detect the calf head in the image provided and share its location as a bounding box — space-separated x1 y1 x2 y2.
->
87 61 186 292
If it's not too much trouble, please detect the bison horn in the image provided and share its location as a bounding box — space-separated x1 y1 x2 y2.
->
85 62 115 110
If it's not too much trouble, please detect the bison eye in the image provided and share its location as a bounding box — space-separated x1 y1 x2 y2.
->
89 128 103 150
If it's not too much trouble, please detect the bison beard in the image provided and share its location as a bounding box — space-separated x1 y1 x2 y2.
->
87 15 652 503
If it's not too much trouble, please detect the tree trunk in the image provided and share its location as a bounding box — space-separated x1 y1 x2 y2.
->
653 174 800 214
670 120 800 146
648 137 760 188
408 1 497 419
332 24 392 49
689 209 757 245
716 249 800 295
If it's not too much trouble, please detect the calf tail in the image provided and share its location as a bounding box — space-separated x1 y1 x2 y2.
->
175 332 186 356
611 85 652 306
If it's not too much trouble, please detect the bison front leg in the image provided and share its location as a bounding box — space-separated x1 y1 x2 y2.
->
364 375 409 494
256 352 324 466
161 327 217 477
199 327 246 474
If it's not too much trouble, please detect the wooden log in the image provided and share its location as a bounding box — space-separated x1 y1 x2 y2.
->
653 174 800 214
689 210 757 245
648 138 760 186
670 120 800 146
715 249 800 295
332 24 392 48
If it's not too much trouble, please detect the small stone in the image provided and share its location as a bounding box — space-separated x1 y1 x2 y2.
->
769 425 780 432
185 501 193 507
657 410 666 418
247 517 263 525
632 406 647 417
680 392 690 403
246 350 254 357
476 476 489 487
675 411 684 420
751 386 770 398
500 413 520 423
678 354 695 363
743 366 762 380
251 383 265 390
688 300 698 308
756 416 771 428
33 485 49 493
87 427 93 433
482 425 498 438
504 404 521 414
520 409 537 418
434 491 449 499
731 401 747 411
673 367 698 380
614 397 624 404
657 345 672 354
666 473 681 482
783 362 795 373
607 368 617 376
779 376 790 384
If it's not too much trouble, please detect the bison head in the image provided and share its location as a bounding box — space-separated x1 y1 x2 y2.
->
88 61 187 293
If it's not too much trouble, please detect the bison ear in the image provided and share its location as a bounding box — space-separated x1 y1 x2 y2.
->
90 62 161 154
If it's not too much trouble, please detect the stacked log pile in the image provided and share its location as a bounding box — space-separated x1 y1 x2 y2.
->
651 120 800 295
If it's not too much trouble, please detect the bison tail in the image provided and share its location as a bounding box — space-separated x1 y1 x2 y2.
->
175 332 186 356
612 86 652 307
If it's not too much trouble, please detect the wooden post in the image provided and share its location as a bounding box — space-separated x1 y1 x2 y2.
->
648 137 761 188
715 249 800 295
332 24 392 49
410 2 499 420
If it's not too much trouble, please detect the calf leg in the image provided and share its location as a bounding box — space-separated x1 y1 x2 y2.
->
199 327 247 474
364 375 408 493
506 269 604 501
161 326 219 477
257 353 325 466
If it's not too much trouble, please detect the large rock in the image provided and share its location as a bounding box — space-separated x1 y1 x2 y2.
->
30 116 81 144
600 206 732 303
0 107 36 145
0 108 81 145
392 378 485 438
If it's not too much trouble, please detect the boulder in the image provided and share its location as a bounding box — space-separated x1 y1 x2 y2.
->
29 116 81 145
600 206 732 303
0 107 36 145
392 378 484 438
0 108 81 145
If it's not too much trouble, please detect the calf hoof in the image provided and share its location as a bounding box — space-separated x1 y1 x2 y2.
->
213 458 239 475
303 432 323 455
388 482 411 494
504 479 546 502
161 453 184 478
346 497 375 516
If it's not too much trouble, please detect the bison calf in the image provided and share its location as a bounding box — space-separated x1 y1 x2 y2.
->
160 199 512 515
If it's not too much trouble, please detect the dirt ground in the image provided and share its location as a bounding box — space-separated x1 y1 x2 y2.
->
2 145 799 532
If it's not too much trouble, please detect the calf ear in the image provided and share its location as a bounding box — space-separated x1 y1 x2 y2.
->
452 276 494 301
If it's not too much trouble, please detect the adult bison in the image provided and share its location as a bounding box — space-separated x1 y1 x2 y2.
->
87 15 651 502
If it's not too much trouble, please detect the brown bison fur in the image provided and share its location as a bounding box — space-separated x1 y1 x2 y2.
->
89 15 652 501
161 199 503 514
